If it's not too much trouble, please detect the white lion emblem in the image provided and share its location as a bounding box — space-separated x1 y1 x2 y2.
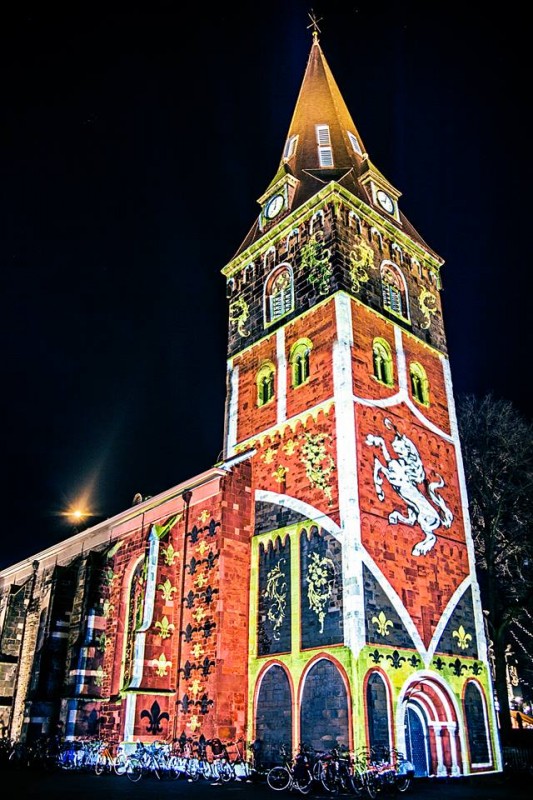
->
365 418 453 556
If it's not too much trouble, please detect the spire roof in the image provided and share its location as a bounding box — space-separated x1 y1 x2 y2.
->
233 24 437 260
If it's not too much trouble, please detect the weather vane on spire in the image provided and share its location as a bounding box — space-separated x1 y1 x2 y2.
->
307 9 322 40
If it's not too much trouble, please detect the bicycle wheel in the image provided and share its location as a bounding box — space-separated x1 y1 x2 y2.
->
114 752 128 776
296 774 313 794
267 765 291 791
364 771 379 800
164 755 180 780
320 764 339 795
125 756 143 782
349 770 365 797
396 774 411 793
94 754 107 775
186 757 200 781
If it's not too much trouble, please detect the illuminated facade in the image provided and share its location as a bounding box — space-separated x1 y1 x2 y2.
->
0 28 501 777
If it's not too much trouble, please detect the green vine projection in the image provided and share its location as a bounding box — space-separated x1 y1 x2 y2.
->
263 559 288 640
229 296 250 337
418 287 437 329
301 236 332 295
307 552 335 634
349 237 375 293
104 567 116 587
300 431 335 502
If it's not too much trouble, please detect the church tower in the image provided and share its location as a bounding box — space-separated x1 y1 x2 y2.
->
222 26 501 776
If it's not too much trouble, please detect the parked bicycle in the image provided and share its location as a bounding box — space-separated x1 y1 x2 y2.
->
124 740 179 781
94 739 127 776
312 745 356 795
266 743 313 794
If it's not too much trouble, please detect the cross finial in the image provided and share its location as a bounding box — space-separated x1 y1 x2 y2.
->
307 9 322 41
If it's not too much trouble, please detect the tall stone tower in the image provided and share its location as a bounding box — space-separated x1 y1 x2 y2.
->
222 27 500 776
0 21 502 782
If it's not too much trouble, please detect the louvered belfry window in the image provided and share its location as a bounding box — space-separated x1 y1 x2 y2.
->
316 124 334 167
267 266 293 323
380 263 409 321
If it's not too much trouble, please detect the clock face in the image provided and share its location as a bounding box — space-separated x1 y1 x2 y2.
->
265 193 284 219
376 189 395 214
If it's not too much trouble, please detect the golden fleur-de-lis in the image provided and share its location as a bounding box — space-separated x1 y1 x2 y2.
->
191 642 205 659
196 540 209 557
272 465 288 483
158 578 177 601
199 509 210 524
94 665 105 687
283 439 298 456
189 678 203 696
195 573 208 589
193 607 207 624
263 448 276 464
162 542 179 566
150 653 172 676
372 610 394 637
155 615 175 639
452 625 472 650
189 715 201 732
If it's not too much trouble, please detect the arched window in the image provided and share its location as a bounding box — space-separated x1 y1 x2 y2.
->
243 262 255 283
372 338 393 386
367 672 391 755
226 277 235 298
287 228 299 253
300 659 349 753
391 242 403 265
380 262 409 321
464 681 491 766
256 362 275 407
264 265 294 324
290 339 312 387
409 362 430 405
348 211 362 233
370 227 383 252
309 209 325 234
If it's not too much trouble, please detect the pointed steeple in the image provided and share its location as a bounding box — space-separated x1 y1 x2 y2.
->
234 22 435 259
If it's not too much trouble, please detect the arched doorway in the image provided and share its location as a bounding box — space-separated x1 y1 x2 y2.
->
399 677 463 778
405 701 430 777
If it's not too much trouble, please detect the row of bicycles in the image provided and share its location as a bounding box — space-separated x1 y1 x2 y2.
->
117 736 256 783
266 743 415 797
4 734 258 783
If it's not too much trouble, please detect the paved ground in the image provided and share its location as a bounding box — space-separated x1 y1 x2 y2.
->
1 768 530 800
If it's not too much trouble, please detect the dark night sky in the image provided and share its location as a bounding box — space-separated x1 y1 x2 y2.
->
1 2 531 568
